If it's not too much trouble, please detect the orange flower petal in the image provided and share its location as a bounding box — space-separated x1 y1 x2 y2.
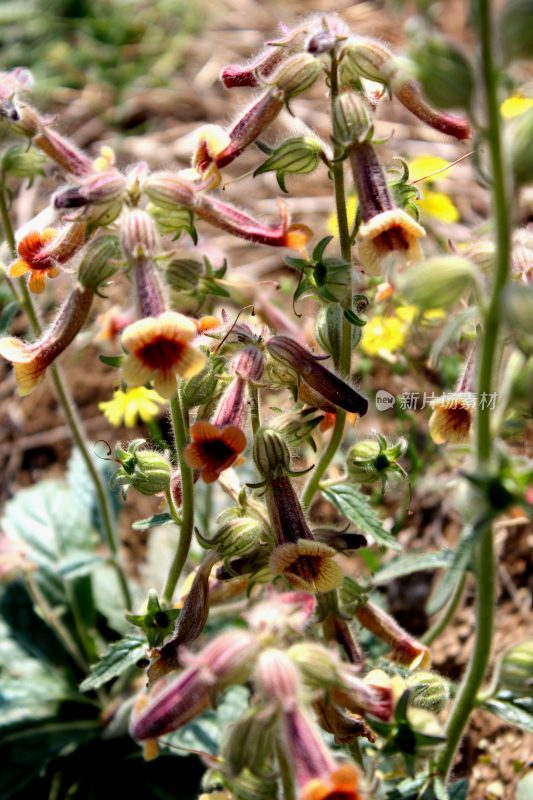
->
9 259 30 278
28 271 47 294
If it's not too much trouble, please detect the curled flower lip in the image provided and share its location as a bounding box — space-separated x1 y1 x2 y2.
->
9 229 59 293
269 540 343 593
184 421 247 483
429 392 475 444
356 208 425 273
121 311 206 399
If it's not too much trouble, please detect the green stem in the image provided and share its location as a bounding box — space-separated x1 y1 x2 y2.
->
0 185 132 610
421 573 466 646
301 51 352 510
276 738 296 800
162 391 195 604
436 0 510 780
249 381 261 437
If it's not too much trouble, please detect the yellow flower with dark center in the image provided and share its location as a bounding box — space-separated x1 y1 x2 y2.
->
99 387 166 428
121 311 206 399
360 313 407 359
301 763 362 800
357 208 425 273
269 540 343 593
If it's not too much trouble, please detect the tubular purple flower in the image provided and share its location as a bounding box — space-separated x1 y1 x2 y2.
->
256 648 301 711
354 600 430 668
54 170 127 210
144 171 197 209
134 257 167 319
266 335 368 416
0 284 93 396
194 195 311 249
214 91 285 169
131 629 259 741
231 346 265 383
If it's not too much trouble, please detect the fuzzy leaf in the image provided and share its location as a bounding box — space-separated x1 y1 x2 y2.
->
372 551 452 586
322 483 401 550
482 697 533 733
132 512 174 531
80 636 146 692
426 524 481 614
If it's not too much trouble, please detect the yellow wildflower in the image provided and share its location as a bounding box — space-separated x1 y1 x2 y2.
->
501 96 533 120
409 155 460 224
99 387 166 428
361 313 407 359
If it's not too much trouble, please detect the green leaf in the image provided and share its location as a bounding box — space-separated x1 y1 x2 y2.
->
372 551 452 586
80 636 146 692
427 524 481 614
132 512 174 531
322 483 401 550
56 553 104 579
0 300 19 335
312 235 333 262
344 307 367 327
482 697 533 733
99 354 124 367
448 779 469 800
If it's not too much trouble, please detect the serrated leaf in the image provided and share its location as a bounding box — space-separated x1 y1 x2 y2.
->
322 484 401 550
132 512 174 531
80 636 146 692
427 524 481 614
0 300 19 335
372 551 452 586
482 697 533 733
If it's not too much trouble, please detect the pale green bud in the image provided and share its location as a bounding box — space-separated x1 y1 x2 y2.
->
110 439 171 496
1 144 46 178
333 92 372 146
287 642 340 688
497 640 533 696
78 234 120 290
271 53 324 98
406 670 450 712
253 427 292 479
409 36 474 111
254 136 322 179
397 256 479 311
165 257 202 292
315 303 342 358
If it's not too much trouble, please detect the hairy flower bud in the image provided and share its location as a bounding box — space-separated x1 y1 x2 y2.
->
254 136 322 191
397 255 479 310
144 171 196 210
496 640 533 696
78 234 120 290
257 648 301 710
346 434 408 484
253 427 292 479
120 209 158 261
334 92 372 146
111 439 171 497
1 144 47 179
405 670 450 712
165 258 202 292
271 52 324 99
409 35 474 111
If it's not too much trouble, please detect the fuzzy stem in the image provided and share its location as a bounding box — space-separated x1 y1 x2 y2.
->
249 382 261 437
162 391 195 604
0 184 131 609
301 50 352 509
276 737 296 800
436 0 510 780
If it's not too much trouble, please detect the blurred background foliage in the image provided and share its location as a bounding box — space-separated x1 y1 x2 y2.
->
0 0 207 100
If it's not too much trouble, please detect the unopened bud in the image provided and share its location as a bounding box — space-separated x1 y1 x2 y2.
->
405 670 450 712
509 107 533 186
181 355 224 410
198 515 263 561
120 209 158 261
256 649 301 710
397 256 479 310
1 144 47 178
497 640 533 696
222 705 279 778
287 642 340 689
409 36 474 111
271 52 324 99
78 234 120 290
347 436 407 483
333 92 372 146
315 303 342 358
254 136 322 188
165 258 202 292
144 171 195 210
340 36 396 84
499 0 533 63
253 426 292 479
231 346 265 383
111 439 171 497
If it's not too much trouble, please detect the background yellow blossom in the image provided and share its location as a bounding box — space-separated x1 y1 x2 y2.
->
99 387 166 428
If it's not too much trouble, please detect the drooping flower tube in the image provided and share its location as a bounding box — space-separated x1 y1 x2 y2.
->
0 283 94 396
349 142 425 273
253 428 343 593
266 335 368 416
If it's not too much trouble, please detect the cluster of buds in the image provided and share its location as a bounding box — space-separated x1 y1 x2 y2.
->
110 439 171 497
